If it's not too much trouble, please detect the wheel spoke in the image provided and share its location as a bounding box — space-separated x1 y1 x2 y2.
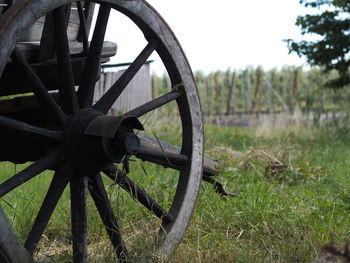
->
24 164 73 254
76 1 89 54
77 5 111 108
121 89 183 118
93 39 159 114
0 147 64 198
11 49 66 125
52 5 79 114
38 12 55 62
88 173 129 259
70 175 88 263
103 165 174 224
0 115 63 141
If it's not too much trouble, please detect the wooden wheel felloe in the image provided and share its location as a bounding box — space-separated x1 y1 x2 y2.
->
0 0 203 262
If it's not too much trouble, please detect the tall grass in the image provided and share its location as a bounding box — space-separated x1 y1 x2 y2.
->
1 120 350 262
172 123 350 262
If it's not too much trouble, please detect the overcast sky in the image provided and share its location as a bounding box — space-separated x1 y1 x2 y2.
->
105 0 311 74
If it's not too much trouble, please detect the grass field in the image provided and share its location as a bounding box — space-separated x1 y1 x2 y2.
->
1 120 350 262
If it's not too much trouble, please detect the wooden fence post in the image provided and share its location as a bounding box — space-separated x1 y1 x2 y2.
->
247 69 252 112
151 74 156 100
252 67 263 112
267 71 274 114
290 68 299 112
205 74 212 121
226 71 236 115
214 72 221 117
240 71 245 112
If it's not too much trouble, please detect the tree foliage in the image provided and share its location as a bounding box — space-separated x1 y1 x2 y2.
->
288 0 350 88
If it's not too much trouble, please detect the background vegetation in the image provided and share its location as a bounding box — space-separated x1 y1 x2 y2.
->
154 67 350 122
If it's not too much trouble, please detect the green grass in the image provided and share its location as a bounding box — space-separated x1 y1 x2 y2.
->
1 122 350 262
172 123 350 262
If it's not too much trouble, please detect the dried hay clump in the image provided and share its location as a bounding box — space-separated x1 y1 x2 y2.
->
207 146 245 164
237 144 299 168
208 144 299 168
208 144 304 182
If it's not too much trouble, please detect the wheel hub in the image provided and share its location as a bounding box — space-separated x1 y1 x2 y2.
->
64 108 142 174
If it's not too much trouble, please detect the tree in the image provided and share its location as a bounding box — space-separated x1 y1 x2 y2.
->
287 0 350 88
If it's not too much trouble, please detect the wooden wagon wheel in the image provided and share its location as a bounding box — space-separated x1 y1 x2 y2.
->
0 0 203 262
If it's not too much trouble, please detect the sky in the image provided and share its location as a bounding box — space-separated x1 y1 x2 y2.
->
104 0 311 74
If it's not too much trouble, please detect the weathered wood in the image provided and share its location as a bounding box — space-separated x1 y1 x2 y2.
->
70 176 88 263
0 207 34 263
38 4 72 62
24 165 72 254
18 4 80 43
0 1 204 261
0 147 64 198
0 40 117 97
11 48 67 124
77 5 111 108
94 40 158 114
137 133 219 176
77 2 95 47
96 64 153 115
0 57 84 96
38 13 55 62
53 5 80 114
88 173 129 259
16 40 117 63
103 165 174 224
0 114 62 140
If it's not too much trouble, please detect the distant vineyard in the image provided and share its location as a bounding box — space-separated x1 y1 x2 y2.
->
152 66 350 123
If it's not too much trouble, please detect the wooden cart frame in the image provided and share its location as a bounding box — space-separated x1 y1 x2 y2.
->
0 1 204 262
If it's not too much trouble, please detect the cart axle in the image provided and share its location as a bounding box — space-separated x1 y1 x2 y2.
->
64 108 142 173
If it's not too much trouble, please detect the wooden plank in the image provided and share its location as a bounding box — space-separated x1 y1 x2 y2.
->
16 40 117 63
18 4 81 43
95 64 151 114
67 3 80 41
